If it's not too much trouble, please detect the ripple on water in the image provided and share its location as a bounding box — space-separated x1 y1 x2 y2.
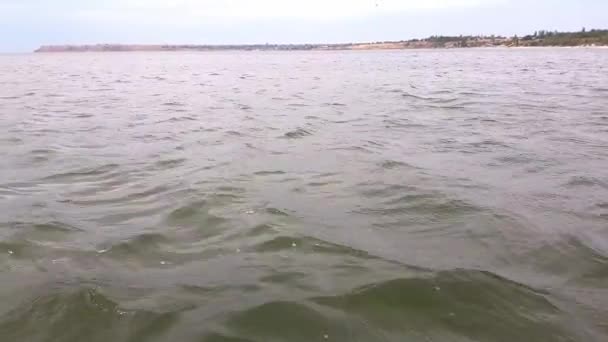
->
564 176 608 190
281 128 313 139
207 270 575 342
253 170 286 176
355 182 484 230
166 199 231 239
66 184 170 206
153 158 187 170
6 221 83 243
162 101 186 107
41 164 121 183
0 288 180 342
379 160 416 170
252 235 384 263
157 116 197 123
494 154 538 165
519 235 608 284
309 270 571 341
225 130 244 137
306 180 342 187
99 233 171 262
265 208 290 217
358 196 479 219
400 92 434 101
27 148 57 164
463 139 512 153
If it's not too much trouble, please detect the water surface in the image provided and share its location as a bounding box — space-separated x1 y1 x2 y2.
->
1 49 607 341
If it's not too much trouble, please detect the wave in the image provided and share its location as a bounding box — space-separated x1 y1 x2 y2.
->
208 270 576 342
0 288 180 342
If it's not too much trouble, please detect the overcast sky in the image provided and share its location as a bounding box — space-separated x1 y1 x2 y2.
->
2 0 607 52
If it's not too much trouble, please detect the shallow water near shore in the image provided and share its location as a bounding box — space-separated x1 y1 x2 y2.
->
1 48 607 342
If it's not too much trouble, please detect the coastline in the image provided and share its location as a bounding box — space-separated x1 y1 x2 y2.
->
32 45 608 53
33 29 608 53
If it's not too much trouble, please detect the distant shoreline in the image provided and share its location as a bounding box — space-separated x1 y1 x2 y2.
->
34 29 608 52
33 45 608 53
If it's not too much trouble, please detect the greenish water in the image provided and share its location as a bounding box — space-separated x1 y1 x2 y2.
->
0 49 607 341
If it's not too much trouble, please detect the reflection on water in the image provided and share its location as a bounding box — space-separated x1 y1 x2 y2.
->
0 49 607 341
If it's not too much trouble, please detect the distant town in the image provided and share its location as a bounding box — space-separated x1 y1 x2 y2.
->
35 29 608 52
